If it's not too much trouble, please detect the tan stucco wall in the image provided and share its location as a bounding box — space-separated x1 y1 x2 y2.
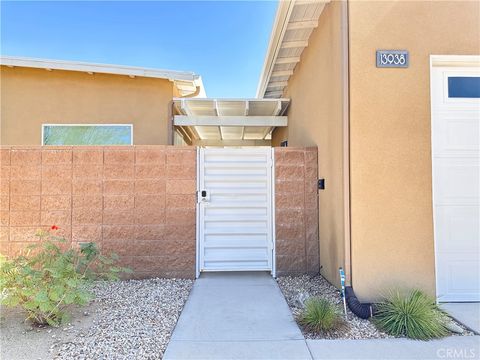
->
272 1 345 287
0 66 174 145
349 1 480 301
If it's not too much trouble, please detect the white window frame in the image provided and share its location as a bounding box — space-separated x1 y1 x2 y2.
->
41 124 133 145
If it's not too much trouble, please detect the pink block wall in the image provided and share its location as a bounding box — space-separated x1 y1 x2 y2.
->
0 146 319 278
0 146 196 278
274 147 319 276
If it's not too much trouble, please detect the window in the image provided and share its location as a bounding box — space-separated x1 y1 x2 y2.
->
42 124 133 145
448 77 480 98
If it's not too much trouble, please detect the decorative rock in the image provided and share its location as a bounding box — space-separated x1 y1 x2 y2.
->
53 278 193 359
294 292 308 308
446 321 464 334
277 275 392 340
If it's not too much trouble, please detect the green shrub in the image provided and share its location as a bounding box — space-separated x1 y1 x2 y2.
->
0 228 131 326
374 289 448 340
299 297 344 333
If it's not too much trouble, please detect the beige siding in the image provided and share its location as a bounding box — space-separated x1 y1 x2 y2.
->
272 1 345 287
348 1 480 301
1 66 174 145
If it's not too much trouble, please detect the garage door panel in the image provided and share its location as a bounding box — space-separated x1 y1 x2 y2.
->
433 115 479 155
435 206 480 252
445 119 479 151
432 63 480 302
434 160 479 204
436 257 480 302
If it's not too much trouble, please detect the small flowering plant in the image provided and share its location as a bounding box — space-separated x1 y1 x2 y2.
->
0 226 131 326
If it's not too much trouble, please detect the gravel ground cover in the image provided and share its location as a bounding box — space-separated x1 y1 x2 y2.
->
54 278 193 359
277 275 473 340
1 278 193 360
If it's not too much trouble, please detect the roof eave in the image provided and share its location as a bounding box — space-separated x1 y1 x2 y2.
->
0 55 197 82
255 0 294 98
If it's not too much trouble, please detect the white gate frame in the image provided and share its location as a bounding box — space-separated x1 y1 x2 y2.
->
195 147 276 278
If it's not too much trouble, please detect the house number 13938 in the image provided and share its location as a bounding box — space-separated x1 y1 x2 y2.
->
376 50 409 68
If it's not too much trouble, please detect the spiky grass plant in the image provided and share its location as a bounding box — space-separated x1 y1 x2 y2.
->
299 298 344 333
374 289 448 340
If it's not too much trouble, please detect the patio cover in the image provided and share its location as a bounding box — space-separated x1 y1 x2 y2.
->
173 98 289 146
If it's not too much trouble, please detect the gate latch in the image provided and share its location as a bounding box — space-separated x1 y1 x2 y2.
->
197 190 210 203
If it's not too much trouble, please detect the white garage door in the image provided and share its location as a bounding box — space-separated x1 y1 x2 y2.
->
431 57 480 302
196 147 274 275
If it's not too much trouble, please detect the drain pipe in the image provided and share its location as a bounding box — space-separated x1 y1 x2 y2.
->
345 287 375 319
340 0 374 319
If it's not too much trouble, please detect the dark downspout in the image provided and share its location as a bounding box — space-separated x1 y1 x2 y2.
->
342 0 375 319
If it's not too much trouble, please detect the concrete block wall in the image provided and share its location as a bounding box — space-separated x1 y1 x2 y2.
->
0 146 319 278
274 147 319 276
0 146 196 278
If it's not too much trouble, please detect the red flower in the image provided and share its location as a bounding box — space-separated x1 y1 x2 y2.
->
51 225 59 230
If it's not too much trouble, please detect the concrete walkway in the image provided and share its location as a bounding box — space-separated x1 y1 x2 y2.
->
441 303 480 334
307 337 480 359
164 272 480 360
163 272 311 360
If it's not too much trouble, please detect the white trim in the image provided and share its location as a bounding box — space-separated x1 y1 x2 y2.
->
1 55 197 82
196 146 201 278
196 147 275 274
174 115 288 127
271 147 277 277
431 55 480 68
41 123 133 145
173 97 290 103
192 139 271 147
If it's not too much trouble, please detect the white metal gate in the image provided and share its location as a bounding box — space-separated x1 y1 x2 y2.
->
196 147 275 276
